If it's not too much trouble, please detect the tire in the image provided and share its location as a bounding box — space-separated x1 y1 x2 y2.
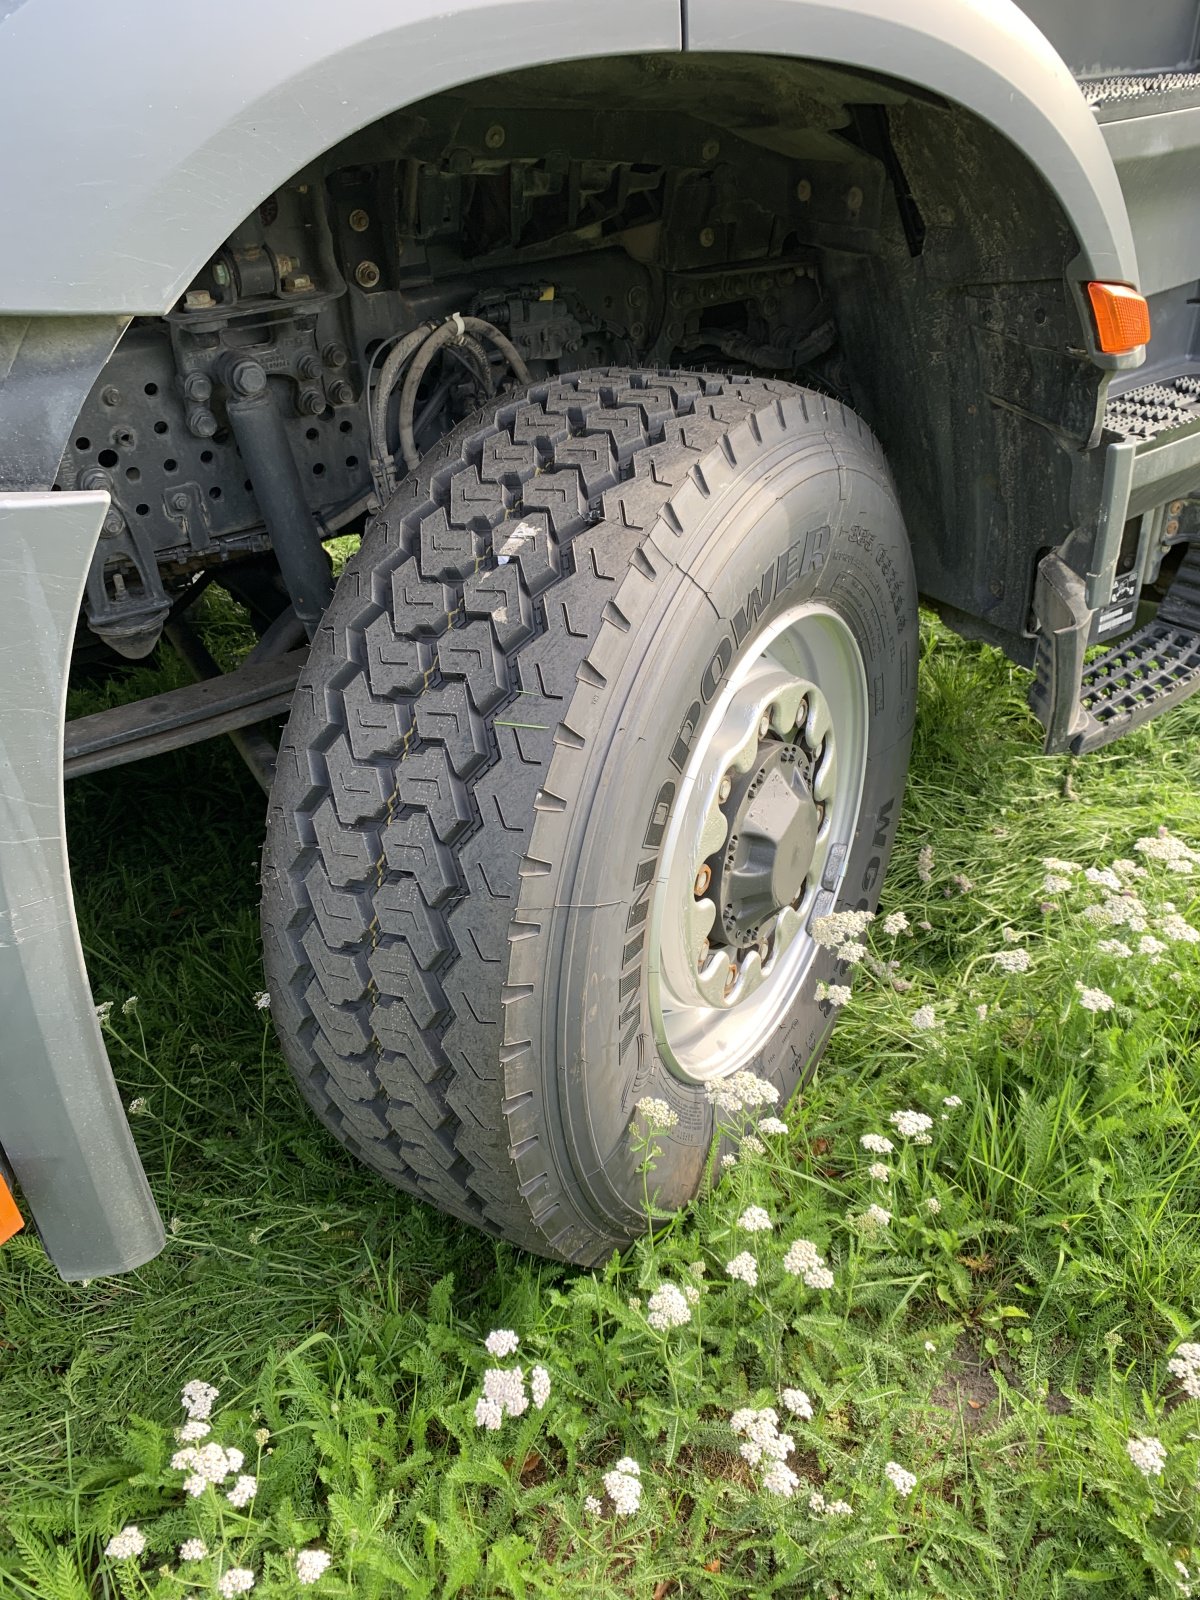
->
261 369 917 1264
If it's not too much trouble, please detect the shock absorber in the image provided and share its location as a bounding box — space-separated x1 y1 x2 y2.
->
219 357 334 636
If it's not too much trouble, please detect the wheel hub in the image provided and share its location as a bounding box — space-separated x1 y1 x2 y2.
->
711 742 819 946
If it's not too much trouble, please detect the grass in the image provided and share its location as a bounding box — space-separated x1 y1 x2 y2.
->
2 605 1199 1598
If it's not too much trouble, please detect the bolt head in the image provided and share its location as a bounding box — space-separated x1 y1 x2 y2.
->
187 406 219 438
298 388 326 417
230 360 267 397
323 343 349 369
485 123 506 149
795 179 812 202
718 773 733 803
758 712 771 738
183 289 215 311
699 227 716 249
355 260 381 290
282 274 315 294
1166 518 1181 537
212 261 231 287
102 509 124 536
101 385 121 407
171 491 189 512
348 208 371 232
723 964 738 995
694 863 712 897
701 138 720 161
328 379 355 407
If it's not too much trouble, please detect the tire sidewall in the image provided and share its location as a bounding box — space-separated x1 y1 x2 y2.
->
521 407 918 1238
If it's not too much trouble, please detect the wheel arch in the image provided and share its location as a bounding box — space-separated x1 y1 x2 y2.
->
0 0 1135 318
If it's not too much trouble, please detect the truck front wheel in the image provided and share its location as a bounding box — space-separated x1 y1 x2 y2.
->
260 369 917 1263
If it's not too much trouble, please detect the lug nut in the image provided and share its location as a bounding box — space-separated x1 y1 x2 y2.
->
355 260 381 289
348 207 371 232
694 863 712 896
328 378 355 407
723 963 738 996
718 773 733 803
758 711 771 738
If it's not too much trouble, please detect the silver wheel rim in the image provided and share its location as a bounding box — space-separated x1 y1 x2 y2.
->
648 602 869 1083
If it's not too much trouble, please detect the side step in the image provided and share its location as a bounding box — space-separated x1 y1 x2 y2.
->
64 649 306 780
1032 543 1200 755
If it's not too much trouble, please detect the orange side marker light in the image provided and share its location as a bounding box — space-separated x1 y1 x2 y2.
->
1087 282 1151 354
0 1172 24 1246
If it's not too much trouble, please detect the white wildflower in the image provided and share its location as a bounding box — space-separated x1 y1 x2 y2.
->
224 1447 244 1474
720 1153 737 1170
781 1388 813 1420
868 1162 889 1183
862 1204 891 1229
943 1095 962 1108
253 991 271 1010
824 1498 853 1516
1042 874 1074 895
975 1003 988 1019
95 1001 114 1025
689 1260 707 1276
646 1283 692 1332
474 1397 503 1431
885 1460 916 1496
253 1427 270 1447
104 1526 146 1560
1168 1343 1200 1400
1085 893 1149 932
726 1251 759 1287
737 1205 772 1234
881 911 909 935
758 1116 788 1135
809 1490 827 1514
762 1459 800 1497
1134 829 1200 866
782 1238 822 1276
815 981 853 1006
485 1329 519 1358
531 1365 551 1408
890 1109 934 1139
295 1549 332 1586
179 1540 208 1561
1097 939 1132 958
1139 935 1168 958
603 1459 642 1516
634 1097 678 1130
860 1133 894 1155
925 1196 942 1215
837 940 868 965
911 1005 939 1030
1126 1435 1167 1476
226 1475 257 1508
218 1568 256 1597
180 1380 219 1420
917 845 934 883
1086 866 1123 891
128 1096 150 1115
738 1134 765 1161
583 1494 602 1516
1111 858 1146 880
991 948 1031 973
685 1285 700 1305
1075 982 1115 1013
811 909 874 949
182 1475 207 1497
479 1366 529 1424
174 1419 210 1443
1161 912 1200 944
705 1070 779 1113
1042 857 1081 875
924 1340 936 1352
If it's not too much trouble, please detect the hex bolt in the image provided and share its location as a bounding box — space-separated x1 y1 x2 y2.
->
101 385 121 407
699 227 716 248
355 260 381 289
183 372 213 404
348 207 371 232
794 697 808 733
694 863 712 897
212 261 231 288
282 273 315 294
796 179 812 202
274 254 297 277
297 353 320 381
758 711 771 739
79 468 111 492
1169 499 1185 515
227 359 268 398
323 343 349 369
328 379 355 407
701 138 720 161
1166 518 1181 537
171 491 190 512
101 508 125 536
186 405 219 438
718 773 733 804
298 388 326 416
485 123 506 149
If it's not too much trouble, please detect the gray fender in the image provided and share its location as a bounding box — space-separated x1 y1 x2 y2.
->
683 0 1138 285
0 0 1135 318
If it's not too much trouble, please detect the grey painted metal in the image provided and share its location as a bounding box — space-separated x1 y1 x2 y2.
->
1101 103 1200 296
0 491 164 1280
0 0 682 317
682 0 1138 285
0 316 127 489
1016 0 1199 77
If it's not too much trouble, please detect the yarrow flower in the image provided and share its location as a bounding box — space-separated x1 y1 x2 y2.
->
868 1161 889 1182
737 1205 772 1234
583 1494 602 1516
179 1540 208 1561
1042 857 1081 875
881 911 909 935
531 1365 551 1408
861 1133 894 1155
758 1116 788 1135
1085 893 1149 932
226 1474 256 1508
218 1569 256 1597
942 1095 962 1109
726 1252 759 1287
1161 912 1200 944
705 1071 779 1113
782 1238 834 1289
253 991 271 1010
991 947 1031 973
104 1526 146 1560
861 1204 892 1230
1167 1343 1200 1400
1042 873 1073 896
1097 939 1132 957
780 1388 813 1420
646 1283 692 1331
812 909 874 949
296 1549 332 1586
474 1367 530 1430
925 1196 942 1215
762 1459 800 1497
1139 935 1168 958
836 940 868 965
738 1134 765 1161
1085 866 1123 891
634 1097 678 1131
181 1380 219 1420
603 1458 642 1516
175 1418 211 1443
911 1005 939 1030
885 1460 917 1496
815 982 852 1006
1134 828 1200 867
1075 982 1116 1013
731 1406 798 1496
917 844 934 883
889 1109 933 1139
1126 1435 1167 1477
484 1329 519 1358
